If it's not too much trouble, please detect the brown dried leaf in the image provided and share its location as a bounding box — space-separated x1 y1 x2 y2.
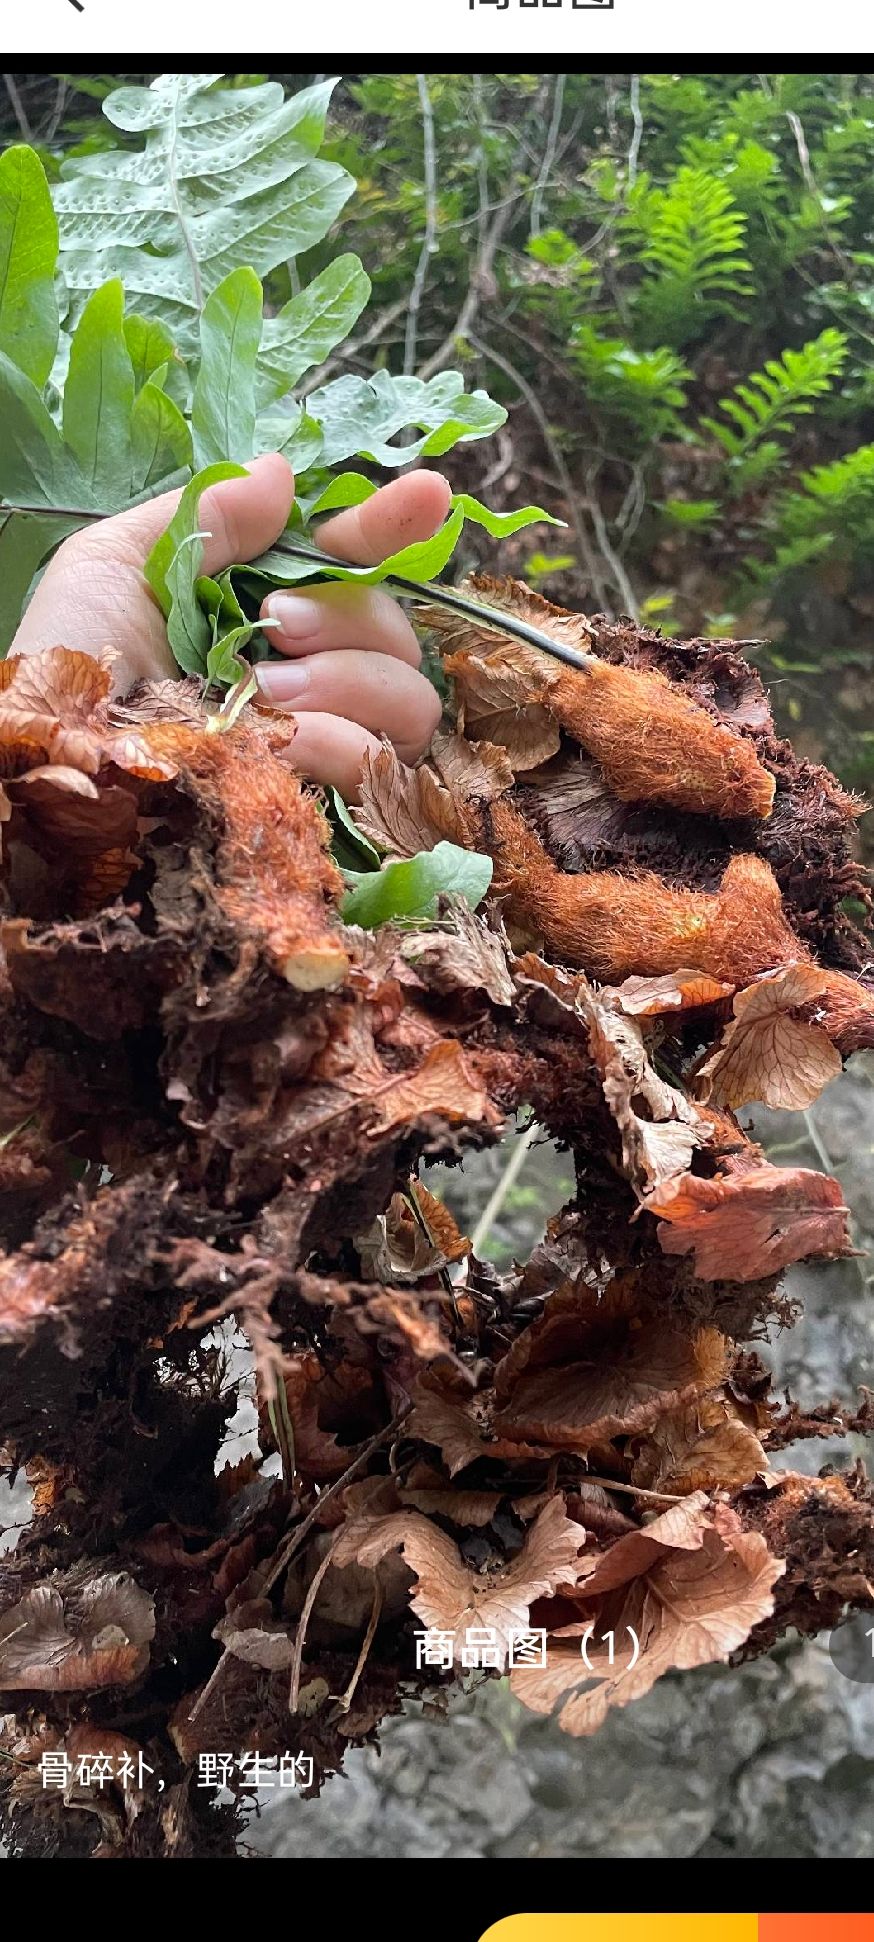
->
333 1494 588 1668
512 1498 783 1733
276 1011 500 1162
349 1286 455 1370
398 1477 502 1528
410 1184 471 1264
354 741 473 859
573 1490 716 1592
580 984 709 1194
650 1163 852 1281
277 1352 361 1481
397 1460 550 1528
694 963 843 1110
357 1196 443 1283
493 1280 726 1450
214 1601 297 1670
0 648 114 776
358 1187 468 1284
613 970 735 1017
512 952 592 1036
0 648 176 782
428 730 515 800
630 1394 768 1493
106 676 204 726
408 1386 491 1477
444 647 561 771
0 1571 154 1690
368 1039 501 1138
511 956 709 1193
402 901 515 1008
565 1483 639 1540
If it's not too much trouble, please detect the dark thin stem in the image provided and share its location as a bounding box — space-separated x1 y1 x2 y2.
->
289 1529 342 1713
467 330 614 615
266 536 595 671
44 77 68 143
400 576 594 670
530 75 565 238
3 503 100 523
2 502 596 673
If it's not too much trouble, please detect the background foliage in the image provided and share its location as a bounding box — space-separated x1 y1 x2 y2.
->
2 69 874 833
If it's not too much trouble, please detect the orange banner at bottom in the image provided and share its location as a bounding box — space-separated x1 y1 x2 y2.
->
480 1916 873 1942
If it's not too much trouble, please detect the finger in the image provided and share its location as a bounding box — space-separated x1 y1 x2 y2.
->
260 583 422 667
256 648 442 762
316 470 452 566
275 711 384 800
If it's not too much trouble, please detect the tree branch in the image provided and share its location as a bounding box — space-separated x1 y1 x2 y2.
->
626 74 644 190
3 75 32 142
418 199 513 382
530 75 566 238
585 464 640 620
404 74 439 377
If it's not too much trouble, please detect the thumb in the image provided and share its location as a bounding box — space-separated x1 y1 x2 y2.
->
70 452 297 575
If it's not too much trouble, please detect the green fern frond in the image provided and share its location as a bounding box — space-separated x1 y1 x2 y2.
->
569 324 689 443
678 135 779 219
778 441 874 546
701 329 847 484
0 78 524 658
627 167 752 342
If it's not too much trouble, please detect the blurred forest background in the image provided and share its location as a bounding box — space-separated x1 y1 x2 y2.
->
3 68 874 844
1 67 872 1862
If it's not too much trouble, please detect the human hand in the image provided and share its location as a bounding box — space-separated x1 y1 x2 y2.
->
9 453 449 797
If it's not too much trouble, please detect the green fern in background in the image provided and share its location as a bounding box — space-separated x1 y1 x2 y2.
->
701 328 848 491
626 166 752 345
776 442 874 564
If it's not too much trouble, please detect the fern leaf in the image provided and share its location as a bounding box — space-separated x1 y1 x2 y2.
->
702 329 846 470
627 167 752 344
54 75 355 354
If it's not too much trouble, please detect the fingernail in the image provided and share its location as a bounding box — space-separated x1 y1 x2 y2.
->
256 660 311 702
264 594 324 639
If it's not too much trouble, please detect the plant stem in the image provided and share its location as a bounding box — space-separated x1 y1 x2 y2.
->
468 330 615 614
1 503 596 673
260 1405 412 1598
